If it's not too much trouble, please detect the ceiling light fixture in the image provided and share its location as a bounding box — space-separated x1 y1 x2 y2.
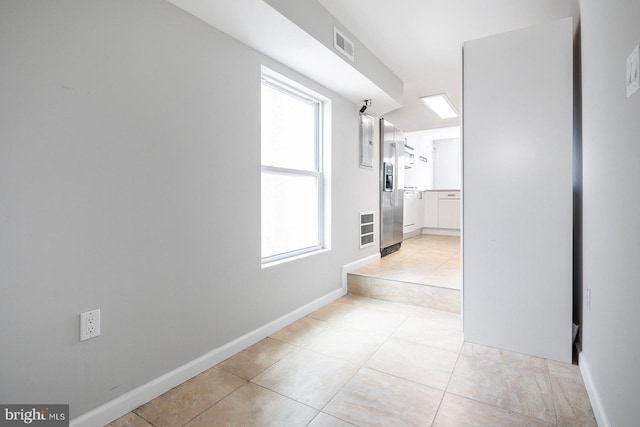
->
419 94 458 119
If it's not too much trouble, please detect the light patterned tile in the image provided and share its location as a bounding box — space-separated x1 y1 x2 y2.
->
394 314 464 353
252 348 359 409
217 337 297 380
366 338 458 390
433 393 553 427
185 383 317 427
343 302 410 336
378 270 426 284
411 306 462 327
346 274 370 297
308 412 357 427
409 253 452 268
548 363 596 427
306 327 387 364
324 367 443 427
368 278 418 305
417 285 461 313
461 343 548 372
134 367 245 427
447 353 555 423
362 298 416 314
336 294 368 306
352 260 385 276
106 412 153 427
547 359 582 379
308 301 359 323
398 258 441 270
270 316 331 346
423 263 461 289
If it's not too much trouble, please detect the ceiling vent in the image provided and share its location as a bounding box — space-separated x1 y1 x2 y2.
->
334 27 354 62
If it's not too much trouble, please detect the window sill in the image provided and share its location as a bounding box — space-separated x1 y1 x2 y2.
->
261 248 330 269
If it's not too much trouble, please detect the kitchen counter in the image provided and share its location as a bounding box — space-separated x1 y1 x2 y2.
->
404 188 460 192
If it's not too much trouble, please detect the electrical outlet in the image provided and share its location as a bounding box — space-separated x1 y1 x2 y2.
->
80 309 101 341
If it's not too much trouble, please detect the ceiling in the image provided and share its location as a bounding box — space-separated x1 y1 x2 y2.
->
319 0 579 131
168 0 579 132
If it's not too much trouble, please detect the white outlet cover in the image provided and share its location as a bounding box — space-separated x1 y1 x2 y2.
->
627 44 639 98
80 309 101 341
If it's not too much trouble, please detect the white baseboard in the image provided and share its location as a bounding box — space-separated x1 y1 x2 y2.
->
341 253 380 290
403 229 423 239
421 228 460 236
70 287 346 427
579 352 610 427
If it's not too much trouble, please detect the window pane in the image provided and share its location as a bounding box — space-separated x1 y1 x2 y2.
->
261 172 319 259
261 83 317 171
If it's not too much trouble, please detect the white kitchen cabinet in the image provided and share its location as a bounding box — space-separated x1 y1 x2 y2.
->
423 191 460 230
438 200 460 229
438 191 460 229
422 191 439 228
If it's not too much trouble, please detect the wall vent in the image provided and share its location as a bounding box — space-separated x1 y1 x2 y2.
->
334 27 355 62
359 211 375 248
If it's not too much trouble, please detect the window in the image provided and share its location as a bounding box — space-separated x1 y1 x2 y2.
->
261 74 324 263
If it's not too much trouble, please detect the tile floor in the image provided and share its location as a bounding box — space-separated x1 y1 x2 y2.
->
353 235 461 289
107 235 596 427
348 235 461 313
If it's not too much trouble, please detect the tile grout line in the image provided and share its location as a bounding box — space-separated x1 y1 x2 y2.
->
441 346 562 426
180 372 247 427
430 339 465 426
546 359 560 427
310 299 416 426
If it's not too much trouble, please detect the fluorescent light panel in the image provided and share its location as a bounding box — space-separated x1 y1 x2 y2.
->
419 94 458 119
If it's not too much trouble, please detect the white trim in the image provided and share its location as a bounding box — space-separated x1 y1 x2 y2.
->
260 72 325 266
262 248 330 269
579 353 610 427
403 229 423 239
70 287 345 427
341 253 380 291
343 253 380 273
421 228 460 237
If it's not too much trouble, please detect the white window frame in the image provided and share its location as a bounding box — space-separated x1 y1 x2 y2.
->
261 74 325 264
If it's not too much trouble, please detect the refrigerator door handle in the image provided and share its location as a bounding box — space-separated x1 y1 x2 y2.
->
390 142 397 206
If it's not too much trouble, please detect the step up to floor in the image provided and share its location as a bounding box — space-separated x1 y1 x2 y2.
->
347 273 461 314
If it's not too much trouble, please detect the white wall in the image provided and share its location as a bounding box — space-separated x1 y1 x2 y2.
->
433 138 461 190
405 126 460 190
580 0 640 425
463 18 573 362
0 0 379 420
264 0 403 107
404 132 434 190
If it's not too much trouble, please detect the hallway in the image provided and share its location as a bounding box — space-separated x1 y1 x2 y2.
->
108 236 595 426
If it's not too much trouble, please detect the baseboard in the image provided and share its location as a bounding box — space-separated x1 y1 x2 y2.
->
341 253 380 291
421 228 460 236
70 287 346 427
403 229 423 239
579 352 610 427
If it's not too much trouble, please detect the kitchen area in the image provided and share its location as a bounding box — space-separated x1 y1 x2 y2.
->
402 126 461 238
348 121 462 313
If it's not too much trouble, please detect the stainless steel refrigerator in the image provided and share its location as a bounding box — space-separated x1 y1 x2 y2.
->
380 118 405 256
